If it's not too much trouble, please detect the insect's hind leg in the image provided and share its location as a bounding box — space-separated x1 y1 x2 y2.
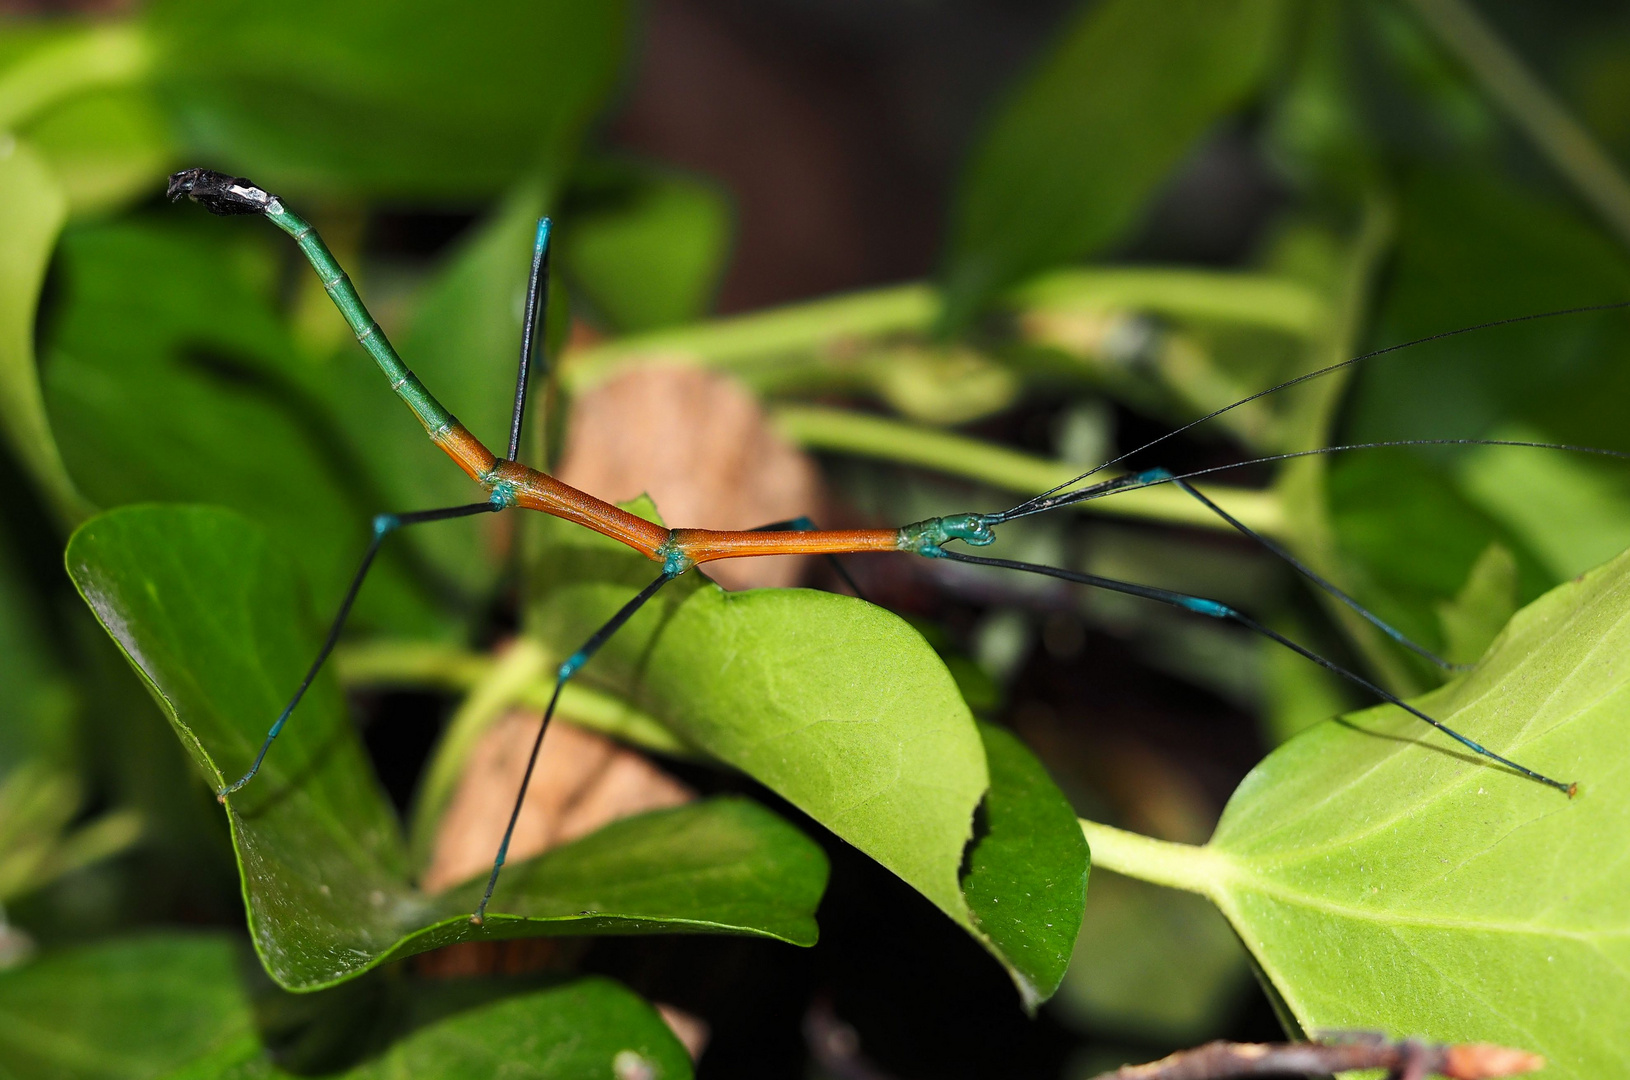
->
219 499 506 800
933 547 1575 796
1129 468 1466 671
750 516 868 600
472 569 677 925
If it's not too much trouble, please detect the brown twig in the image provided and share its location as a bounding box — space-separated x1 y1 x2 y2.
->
1090 1032 1544 1080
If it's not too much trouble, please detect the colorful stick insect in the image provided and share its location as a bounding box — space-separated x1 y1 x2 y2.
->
166 167 1628 925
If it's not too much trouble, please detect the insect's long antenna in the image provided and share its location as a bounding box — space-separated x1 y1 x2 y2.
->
508 217 552 462
934 549 1576 797
1005 437 1630 521
1000 300 1630 520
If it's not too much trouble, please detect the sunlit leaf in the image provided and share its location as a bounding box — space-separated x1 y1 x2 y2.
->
1092 545 1630 1077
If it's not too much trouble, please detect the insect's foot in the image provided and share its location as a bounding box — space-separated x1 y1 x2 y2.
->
469 911 485 926
166 169 274 216
1566 781 1579 799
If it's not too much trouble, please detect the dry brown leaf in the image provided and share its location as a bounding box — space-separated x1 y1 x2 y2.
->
557 364 822 590
421 714 694 895
654 1003 711 1062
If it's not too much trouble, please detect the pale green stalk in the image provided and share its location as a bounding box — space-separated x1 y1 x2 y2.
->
774 404 1285 536
1404 0 1630 251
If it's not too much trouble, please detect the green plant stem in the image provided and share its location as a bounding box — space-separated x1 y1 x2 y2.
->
563 268 1329 393
1077 818 1228 899
773 404 1285 536
1009 268 1327 339
1404 0 1630 251
336 639 694 759
0 23 151 131
408 638 549 859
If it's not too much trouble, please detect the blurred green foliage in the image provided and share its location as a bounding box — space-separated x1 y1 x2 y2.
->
2 0 1629 1075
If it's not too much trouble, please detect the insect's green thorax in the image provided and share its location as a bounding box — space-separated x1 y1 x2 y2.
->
896 513 1000 557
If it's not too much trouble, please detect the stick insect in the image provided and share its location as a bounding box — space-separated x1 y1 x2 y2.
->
166 167 1628 925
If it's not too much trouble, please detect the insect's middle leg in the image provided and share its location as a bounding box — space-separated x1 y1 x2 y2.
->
220 499 505 800
472 568 677 924
934 547 1574 796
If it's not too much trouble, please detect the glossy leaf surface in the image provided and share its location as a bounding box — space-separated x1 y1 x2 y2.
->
67 505 827 990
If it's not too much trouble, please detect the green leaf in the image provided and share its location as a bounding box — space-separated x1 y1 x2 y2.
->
0 933 259 1079
1088 544 1630 1076
961 721 1089 1009
23 87 174 217
1434 542 1517 667
942 0 1288 325
0 136 90 524
0 934 693 1080
43 220 432 632
561 158 733 332
143 0 628 199
66 504 828 990
527 504 990 955
286 978 694 1080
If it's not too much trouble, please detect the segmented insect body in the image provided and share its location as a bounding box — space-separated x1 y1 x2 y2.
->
167 167 1622 922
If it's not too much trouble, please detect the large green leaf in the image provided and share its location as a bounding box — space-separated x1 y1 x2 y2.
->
143 0 627 198
528 505 988 939
0 137 88 524
66 505 828 990
1085 544 1630 1076
0 933 693 1080
0 933 257 1080
942 0 1288 324
962 721 1089 1009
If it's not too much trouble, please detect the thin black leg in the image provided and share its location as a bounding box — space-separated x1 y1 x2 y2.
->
1146 470 1467 670
935 548 1574 796
507 216 552 462
472 569 677 924
752 516 869 601
219 499 504 799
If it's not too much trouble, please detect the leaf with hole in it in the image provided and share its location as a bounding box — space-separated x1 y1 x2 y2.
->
528 504 989 945
66 504 828 991
0 933 693 1080
942 0 1289 326
1088 545 1630 1076
524 508 1089 1005
962 721 1090 1009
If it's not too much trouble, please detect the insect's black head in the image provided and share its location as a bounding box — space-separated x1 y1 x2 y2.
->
165 168 273 216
